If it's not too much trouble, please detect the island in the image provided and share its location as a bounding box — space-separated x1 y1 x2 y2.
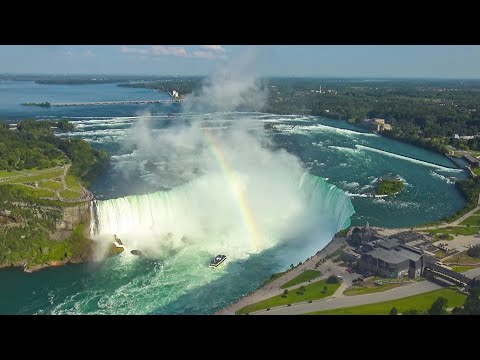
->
21 101 51 107
376 177 405 195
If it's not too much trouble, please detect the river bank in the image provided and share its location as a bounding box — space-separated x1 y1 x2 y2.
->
215 236 348 315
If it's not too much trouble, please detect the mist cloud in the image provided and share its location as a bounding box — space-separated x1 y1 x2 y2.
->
94 48 353 261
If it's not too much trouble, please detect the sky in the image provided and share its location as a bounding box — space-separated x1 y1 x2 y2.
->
1 45 480 78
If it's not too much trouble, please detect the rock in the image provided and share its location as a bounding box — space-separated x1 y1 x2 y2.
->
131 250 143 256
53 202 91 241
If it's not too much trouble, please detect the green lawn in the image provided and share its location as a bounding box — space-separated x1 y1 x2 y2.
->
0 170 23 178
444 251 480 265
236 279 341 314
59 189 81 199
1 168 63 184
65 174 82 191
460 215 480 226
308 288 466 315
280 270 322 289
424 226 480 236
432 233 454 241
40 180 63 191
7 185 55 198
343 283 404 296
473 167 480 176
452 265 477 273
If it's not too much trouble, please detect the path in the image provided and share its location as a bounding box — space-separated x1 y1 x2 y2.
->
416 193 480 230
0 166 62 183
252 280 441 315
214 237 347 315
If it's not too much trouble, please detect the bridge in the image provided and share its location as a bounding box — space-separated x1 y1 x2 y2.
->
424 262 479 288
49 99 181 107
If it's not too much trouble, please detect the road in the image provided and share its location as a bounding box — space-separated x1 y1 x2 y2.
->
464 267 480 279
252 280 441 315
215 237 348 315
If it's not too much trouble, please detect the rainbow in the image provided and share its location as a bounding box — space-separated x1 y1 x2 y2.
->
203 128 263 251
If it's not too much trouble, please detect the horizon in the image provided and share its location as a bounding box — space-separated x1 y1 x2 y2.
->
2 73 480 81
1 45 480 78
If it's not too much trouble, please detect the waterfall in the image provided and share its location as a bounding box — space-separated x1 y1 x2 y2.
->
91 172 354 257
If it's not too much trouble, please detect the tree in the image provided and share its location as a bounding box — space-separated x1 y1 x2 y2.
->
451 306 463 315
322 286 328 293
389 307 398 315
463 287 480 315
428 296 448 315
467 244 480 258
327 275 340 284
299 286 306 292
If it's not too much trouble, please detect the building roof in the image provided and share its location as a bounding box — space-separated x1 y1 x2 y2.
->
377 238 400 250
463 153 480 164
366 248 408 265
366 244 422 265
394 247 422 262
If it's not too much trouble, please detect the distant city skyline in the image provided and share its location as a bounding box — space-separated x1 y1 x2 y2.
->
1 45 480 78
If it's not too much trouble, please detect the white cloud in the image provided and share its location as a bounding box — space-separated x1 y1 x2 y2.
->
121 45 188 57
120 45 225 60
151 45 188 57
121 46 150 55
192 50 216 59
200 45 226 52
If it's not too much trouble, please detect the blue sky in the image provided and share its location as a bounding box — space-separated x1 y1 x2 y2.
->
1 45 480 78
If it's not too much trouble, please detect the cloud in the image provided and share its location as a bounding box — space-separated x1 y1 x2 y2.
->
151 45 188 57
120 45 225 60
84 49 95 58
63 50 74 57
192 50 217 59
120 45 150 55
121 45 188 57
200 45 226 52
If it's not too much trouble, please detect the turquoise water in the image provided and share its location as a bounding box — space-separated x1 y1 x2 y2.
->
0 81 469 314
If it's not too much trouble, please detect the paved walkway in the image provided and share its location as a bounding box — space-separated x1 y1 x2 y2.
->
253 280 441 315
215 237 348 315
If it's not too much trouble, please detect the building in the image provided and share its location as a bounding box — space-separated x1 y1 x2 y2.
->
172 90 179 98
348 222 379 247
463 153 480 168
361 118 393 132
358 238 435 279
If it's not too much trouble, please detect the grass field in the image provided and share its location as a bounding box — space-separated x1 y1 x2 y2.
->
444 251 480 265
308 288 466 315
280 270 322 289
0 170 23 178
452 265 477 273
432 233 455 241
65 174 82 191
59 189 81 199
1 168 63 184
8 185 55 198
460 215 480 226
424 226 480 236
40 180 63 191
236 279 341 314
343 283 404 296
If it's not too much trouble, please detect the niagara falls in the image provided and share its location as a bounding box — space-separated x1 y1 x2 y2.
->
2 45 480 316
